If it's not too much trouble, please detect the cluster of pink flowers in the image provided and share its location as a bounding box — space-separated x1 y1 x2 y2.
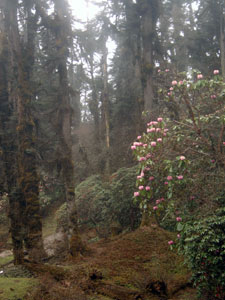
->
213 70 219 75
211 94 217 99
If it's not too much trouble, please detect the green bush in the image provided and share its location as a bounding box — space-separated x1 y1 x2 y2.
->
179 208 225 299
56 168 141 235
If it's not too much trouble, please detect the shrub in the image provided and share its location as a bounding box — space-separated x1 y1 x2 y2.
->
179 208 225 299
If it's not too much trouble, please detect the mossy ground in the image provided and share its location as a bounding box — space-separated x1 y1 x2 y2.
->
0 212 197 300
0 277 37 300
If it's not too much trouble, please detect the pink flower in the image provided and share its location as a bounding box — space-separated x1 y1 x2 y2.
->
164 181 169 185
167 176 173 181
169 87 174 91
211 159 215 163
160 197 165 201
211 95 216 99
157 138 162 142
165 69 169 72
143 144 148 148
172 80 177 85
150 127 156 132
190 196 195 200
146 153 151 159
180 156 185 160
137 176 142 179
151 141 157 147
152 121 158 125
157 117 163 122
145 186 151 191
153 206 158 210
156 128 161 132
139 186 144 190
158 69 161 73
163 133 167 137
134 192 140 197
176 217 182 222
137 135 142 140
131 145 136 150
149 176 154 181
168 92 172 96
156 199 161 204
164 129 169 132
223 142 225 145
177 234 181 239
197 74 203 79
168 240 174 245
213 70 219 75
177 175 183 180
179 81 183 85
145 167 150 171
139 157 146 162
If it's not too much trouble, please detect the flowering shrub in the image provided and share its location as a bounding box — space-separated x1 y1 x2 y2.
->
132 118 189 229
132 69 225 298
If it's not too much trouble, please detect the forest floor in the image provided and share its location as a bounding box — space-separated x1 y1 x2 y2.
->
0 210 197 300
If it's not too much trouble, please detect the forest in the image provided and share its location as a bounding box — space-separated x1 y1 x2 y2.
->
0 0 225 299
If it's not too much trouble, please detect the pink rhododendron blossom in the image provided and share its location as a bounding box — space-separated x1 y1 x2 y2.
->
179 80 183 85
137 176 142 179
164 129 169 132
156 128 161 132
137 135 142 140
164 181 169 185
180 156 185 160
157 117 163 122
152 121 158 125
177 175 183 180
145 186 151 191
149 127 156 132
134 192 140 197
149 176 154 181
176 217 182 222
213 70 219 74
145 167 150 171
160 197 165 201
143 144 148 148
165 69 169 72
151 141 157 147
211 95 216 99
153 206 158 210
157 138 162 142
177 234 181 239
190 196 195 200
139 157 146 162
172 80 177 85
140 171 145 177
163 133 167 136
168 92 172 96
168 240 174 245
156 199 161 204
131 145 136 150
223 142 225 145
169 87 173 91
139 186 144 190
197 74 203 79
146 154 151 159
158 69 161 73
167 176 173 181
211 159 215 163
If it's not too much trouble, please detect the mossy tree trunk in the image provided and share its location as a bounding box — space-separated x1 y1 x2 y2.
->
53 0 84 256
5 0 45 263
138 0 160 115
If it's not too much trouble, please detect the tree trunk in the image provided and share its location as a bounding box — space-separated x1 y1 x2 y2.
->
5 0 45 263
101 41 110 176
54 0 84 256
139 0 160 115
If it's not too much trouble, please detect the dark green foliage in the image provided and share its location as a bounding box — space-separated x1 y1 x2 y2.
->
56 166 141 236
179 208 225 299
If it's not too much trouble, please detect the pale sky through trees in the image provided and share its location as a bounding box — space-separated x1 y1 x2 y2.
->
68 0 99 22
